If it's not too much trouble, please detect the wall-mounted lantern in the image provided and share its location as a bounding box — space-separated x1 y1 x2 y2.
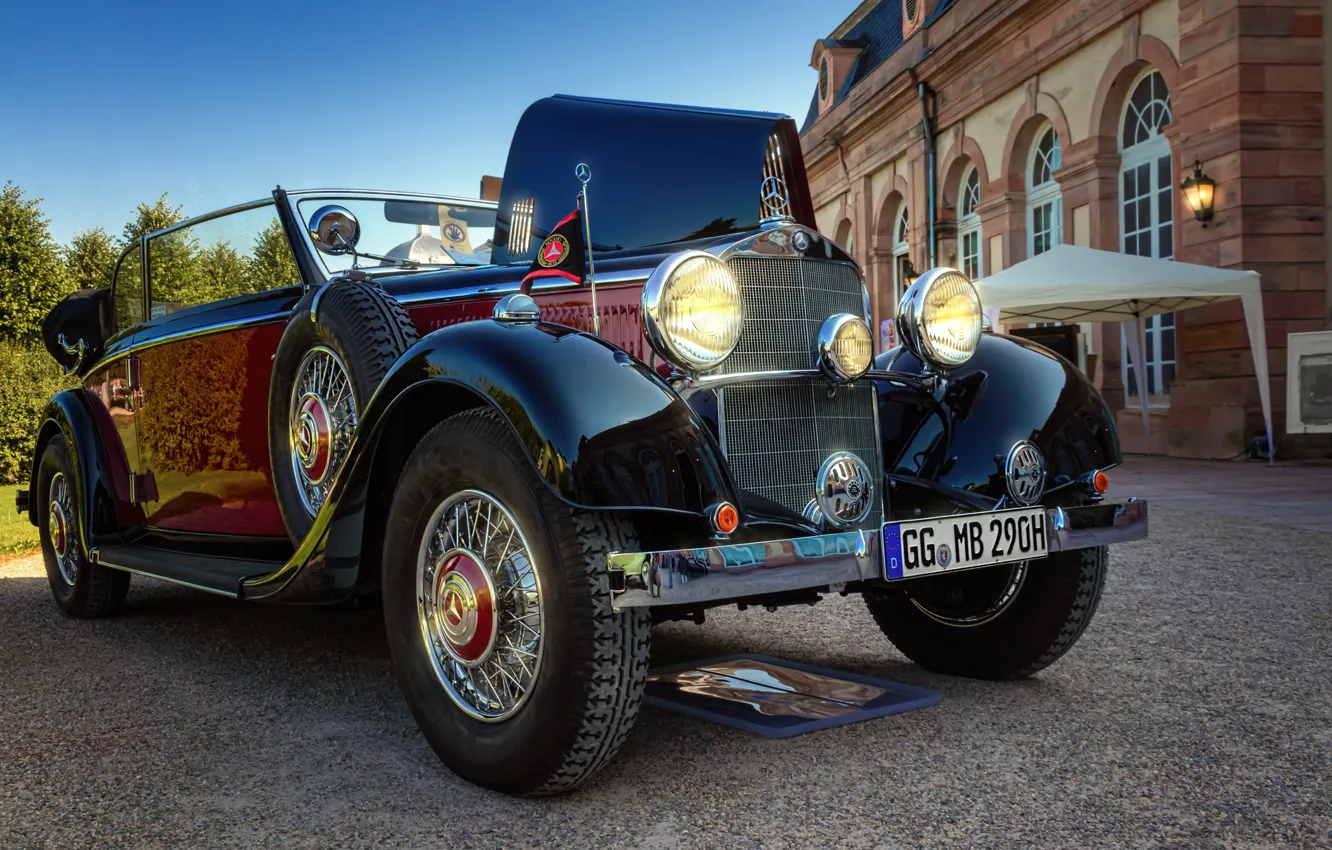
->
1180 159 1216 226
901 258 919 287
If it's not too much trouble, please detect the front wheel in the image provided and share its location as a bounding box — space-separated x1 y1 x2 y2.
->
382 408 651 796
864 546 1108 680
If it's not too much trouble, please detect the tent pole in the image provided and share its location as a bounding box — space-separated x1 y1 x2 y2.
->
1122 318 1151 456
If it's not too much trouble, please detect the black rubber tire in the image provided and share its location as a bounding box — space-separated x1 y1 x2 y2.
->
382 408 652 797
269 281 418 545
864 546 1108 680
37 436 130 618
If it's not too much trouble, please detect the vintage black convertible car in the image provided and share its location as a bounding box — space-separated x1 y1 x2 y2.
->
23 95 1146 796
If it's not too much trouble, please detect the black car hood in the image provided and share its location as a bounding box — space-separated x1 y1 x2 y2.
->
491 95 814 265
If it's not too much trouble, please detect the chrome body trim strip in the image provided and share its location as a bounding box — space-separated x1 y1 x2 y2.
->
86 311 290 376
607 501 1148 609
97 560 240 598
392 269 654 306
676 368 934 398
144 198 273 241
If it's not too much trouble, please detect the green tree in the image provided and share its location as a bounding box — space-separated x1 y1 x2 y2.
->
120 193 186 244
248 218 301 292
66 226 118 290
123 194 201 311
197 240 248 301
0 182 72 344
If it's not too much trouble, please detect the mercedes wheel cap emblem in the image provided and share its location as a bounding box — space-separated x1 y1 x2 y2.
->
1004 441 1047 505
760 176 790 217
815 451 873 528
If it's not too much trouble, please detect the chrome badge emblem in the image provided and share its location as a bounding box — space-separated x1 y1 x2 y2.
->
791 229 811 253
760 176 790 218
815 451 874 528
1004 441 1047 506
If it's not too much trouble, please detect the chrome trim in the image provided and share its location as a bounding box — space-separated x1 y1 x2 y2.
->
98 560 240 598
816 313 873 382
1049 500 1149 551
607 502 1148 609
392 268 654 307
85 311 291 376
676 368 934 399
815 451 874 528
642 250 743 372
1004 441 1047 506
492 293 541 322
57 334 86 375
895 267 983 370
610 529 876 609
143 198 273 241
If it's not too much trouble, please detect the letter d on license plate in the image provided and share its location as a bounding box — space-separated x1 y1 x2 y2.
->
882 507 1049 581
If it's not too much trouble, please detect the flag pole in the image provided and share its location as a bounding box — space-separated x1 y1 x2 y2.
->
576 163 599 336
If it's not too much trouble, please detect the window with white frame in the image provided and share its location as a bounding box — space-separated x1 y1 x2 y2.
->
1027 126 1062 257
892 205 910 304
958 166 982 280
1119 69 1175 399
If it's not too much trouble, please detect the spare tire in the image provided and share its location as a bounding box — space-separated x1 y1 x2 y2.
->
269 281 418 546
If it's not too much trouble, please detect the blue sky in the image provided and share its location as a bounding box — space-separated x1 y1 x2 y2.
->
2 0 848 245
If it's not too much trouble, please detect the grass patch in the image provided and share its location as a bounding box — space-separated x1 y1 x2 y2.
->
0 484 40 556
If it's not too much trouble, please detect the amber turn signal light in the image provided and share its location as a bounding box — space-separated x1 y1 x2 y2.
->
709 502 740 535
1093 471 1110 493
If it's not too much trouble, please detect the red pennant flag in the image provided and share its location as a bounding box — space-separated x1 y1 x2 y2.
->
522 208 586 290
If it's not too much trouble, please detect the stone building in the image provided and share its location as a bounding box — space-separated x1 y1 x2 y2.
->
800 0 1327 457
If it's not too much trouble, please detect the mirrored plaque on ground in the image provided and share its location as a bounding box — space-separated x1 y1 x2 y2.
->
644 655 941 738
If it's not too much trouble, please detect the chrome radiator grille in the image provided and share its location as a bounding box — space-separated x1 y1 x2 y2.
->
719 257 881 527
722 257 866 374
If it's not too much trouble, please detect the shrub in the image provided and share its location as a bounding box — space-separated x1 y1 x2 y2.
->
0 342 72 485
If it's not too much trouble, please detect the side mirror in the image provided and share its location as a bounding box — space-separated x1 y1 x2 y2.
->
308 205 360 255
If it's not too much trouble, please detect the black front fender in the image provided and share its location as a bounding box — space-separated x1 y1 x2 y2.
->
369 319 738 513
875 334 1121 519
245 319 738 602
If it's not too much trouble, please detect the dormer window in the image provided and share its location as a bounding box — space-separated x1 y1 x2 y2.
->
811 37 868 118
902 0 926 38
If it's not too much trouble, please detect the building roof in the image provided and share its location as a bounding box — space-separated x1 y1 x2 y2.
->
800 0 958 134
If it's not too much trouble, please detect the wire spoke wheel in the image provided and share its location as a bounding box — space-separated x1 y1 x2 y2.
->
47 471 77 586
416 489 543 722
289 345 357 517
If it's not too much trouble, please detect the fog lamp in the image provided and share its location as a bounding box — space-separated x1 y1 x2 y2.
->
818 314 873 381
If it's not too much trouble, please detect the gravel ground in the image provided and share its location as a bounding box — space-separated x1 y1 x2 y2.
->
1 505 1329 848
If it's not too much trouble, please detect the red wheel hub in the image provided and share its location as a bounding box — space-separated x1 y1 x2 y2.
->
49 501 67 556
432 549 498 666
294 393 333 483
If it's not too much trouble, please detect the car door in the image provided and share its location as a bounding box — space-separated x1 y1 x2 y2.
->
131 201 305 539
81 241 149 531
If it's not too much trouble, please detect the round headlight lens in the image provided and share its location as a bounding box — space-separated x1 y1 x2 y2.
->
898 268 982 368
644 253 743 370
818 314 873 381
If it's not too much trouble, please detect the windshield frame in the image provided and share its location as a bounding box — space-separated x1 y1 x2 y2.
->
284 189 499 280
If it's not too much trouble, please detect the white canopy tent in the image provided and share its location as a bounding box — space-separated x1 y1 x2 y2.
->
974 244 1271 463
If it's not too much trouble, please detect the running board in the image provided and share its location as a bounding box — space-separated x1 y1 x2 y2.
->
91 545 281 598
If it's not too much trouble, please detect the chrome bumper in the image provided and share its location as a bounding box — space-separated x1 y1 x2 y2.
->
608 500 1148 609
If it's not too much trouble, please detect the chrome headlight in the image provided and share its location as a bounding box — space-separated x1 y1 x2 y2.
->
896 267 982 368
643 251 743 371
818 314 873 381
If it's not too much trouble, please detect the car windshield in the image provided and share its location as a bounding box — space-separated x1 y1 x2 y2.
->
297 197 496 273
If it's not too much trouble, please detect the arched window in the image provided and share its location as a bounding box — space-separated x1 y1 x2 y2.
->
892 205 911 305
1026 125 1062 257
1119 69 1175 399
958 166 982 280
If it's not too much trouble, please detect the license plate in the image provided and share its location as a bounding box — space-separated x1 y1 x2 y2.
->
882 507 1049 581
